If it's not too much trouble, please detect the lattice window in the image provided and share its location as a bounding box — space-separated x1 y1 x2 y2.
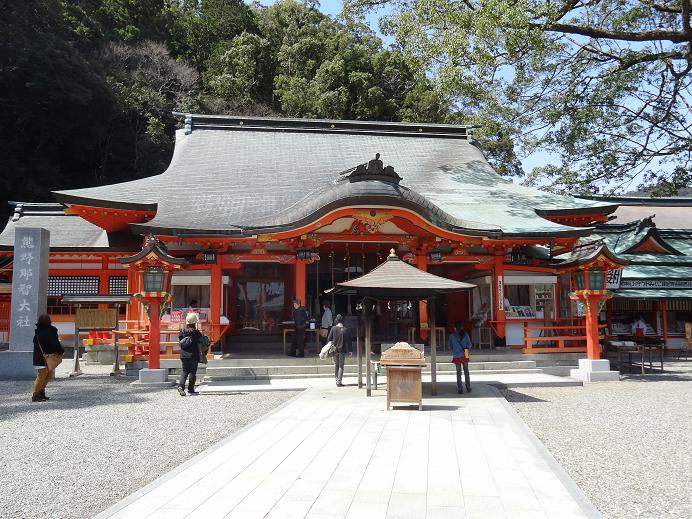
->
610 298 655 312
668 299 692 311
109 276 128 295
47 276 99 296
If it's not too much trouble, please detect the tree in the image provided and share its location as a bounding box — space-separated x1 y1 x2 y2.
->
260 0 449 121
168 0 257 71
0 0 114 212
346 0 692 194
204 32 272 104
98 40 200 181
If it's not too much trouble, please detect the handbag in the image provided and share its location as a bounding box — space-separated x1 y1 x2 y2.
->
37 337 63 371
319 341 337 359
198 335 210 364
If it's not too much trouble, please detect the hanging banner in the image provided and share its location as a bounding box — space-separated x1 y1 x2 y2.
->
620 279 692 289
606 269 622 289
497 275 504 310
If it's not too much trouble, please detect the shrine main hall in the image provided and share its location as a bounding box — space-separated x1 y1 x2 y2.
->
1 115 691 354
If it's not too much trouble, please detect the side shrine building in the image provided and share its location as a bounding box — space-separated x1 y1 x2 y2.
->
1 115 691 354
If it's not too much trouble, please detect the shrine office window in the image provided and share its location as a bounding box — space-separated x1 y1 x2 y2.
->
108 276 128 295
48 276 99 296
47 276 99 315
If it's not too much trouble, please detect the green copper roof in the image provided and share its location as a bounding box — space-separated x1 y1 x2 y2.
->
622 265 692 279
613 289 692 299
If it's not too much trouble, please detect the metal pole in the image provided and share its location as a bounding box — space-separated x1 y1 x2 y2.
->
357 321 363 389
430 297 437 396
346 251 351 315
70 306 82 377
365 299 371 397
330 251 335 310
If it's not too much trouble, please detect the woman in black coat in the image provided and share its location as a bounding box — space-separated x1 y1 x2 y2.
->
32 314 64 402
177 313 204 396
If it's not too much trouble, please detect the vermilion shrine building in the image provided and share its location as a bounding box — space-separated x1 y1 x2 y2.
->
1 115 691 353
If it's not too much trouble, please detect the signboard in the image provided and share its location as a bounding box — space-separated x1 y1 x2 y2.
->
620 279 692 289
497 275 504 310
202 250 217 264
295 249 313 260
75 308 119 330
606 269 622 289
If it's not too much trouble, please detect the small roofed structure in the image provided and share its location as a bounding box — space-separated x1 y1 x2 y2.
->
328 250 474 397
328 249 475 299
60 294 132 376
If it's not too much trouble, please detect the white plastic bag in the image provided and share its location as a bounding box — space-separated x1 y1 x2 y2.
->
319 341 333 359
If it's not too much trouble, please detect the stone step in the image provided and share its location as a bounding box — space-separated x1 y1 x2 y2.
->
210 352 583 366
539 365 577 377
201 360 537 377
203 368 544 381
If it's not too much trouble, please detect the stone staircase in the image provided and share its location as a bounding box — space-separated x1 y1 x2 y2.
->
162 351 583 382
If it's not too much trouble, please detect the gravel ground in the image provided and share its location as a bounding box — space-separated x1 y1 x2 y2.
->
501 358 692 519
0 364 300 519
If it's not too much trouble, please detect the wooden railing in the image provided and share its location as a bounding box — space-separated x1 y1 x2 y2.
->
523 323 606 353
114 320 230 361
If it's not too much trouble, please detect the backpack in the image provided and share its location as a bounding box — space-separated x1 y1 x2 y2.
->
198 335 211 363
179 334 194 350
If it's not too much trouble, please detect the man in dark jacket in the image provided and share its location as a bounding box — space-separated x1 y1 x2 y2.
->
178 313 204 396
32 314 65 402
289 298 309 358
326 314 351 387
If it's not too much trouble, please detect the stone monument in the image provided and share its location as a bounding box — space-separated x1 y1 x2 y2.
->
0 228 50 379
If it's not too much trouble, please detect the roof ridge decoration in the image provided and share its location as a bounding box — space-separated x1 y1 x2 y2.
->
120 234 188 268
554 239 630 269
174 113 470 139
9 202 67 221
344 153 402 184
623 222 684 255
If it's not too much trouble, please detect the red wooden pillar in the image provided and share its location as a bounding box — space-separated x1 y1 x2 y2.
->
148 301 161 369
99 257 109 302
416 254 429 340
126 267 140 323
210 260 222 336
295 260 307 306
585 295 601 360
493 253 506 344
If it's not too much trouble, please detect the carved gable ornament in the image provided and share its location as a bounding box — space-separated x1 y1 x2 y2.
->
346 153 402 184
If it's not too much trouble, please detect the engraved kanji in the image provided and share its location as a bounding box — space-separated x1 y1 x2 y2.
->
16 315 31 327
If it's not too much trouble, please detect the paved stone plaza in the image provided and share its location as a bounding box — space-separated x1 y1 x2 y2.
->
97 381 599 519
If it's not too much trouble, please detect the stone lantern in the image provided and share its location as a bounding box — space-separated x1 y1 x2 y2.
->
121 235 187 382
560 241 628 382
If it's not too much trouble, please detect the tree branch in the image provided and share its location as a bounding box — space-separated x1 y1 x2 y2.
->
533 22 690 43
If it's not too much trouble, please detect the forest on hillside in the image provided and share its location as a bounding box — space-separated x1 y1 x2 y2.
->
1 0 690 224
0 0 494 217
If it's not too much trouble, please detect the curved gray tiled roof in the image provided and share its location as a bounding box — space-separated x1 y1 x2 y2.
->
54 115 616 238
0 204 109 250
